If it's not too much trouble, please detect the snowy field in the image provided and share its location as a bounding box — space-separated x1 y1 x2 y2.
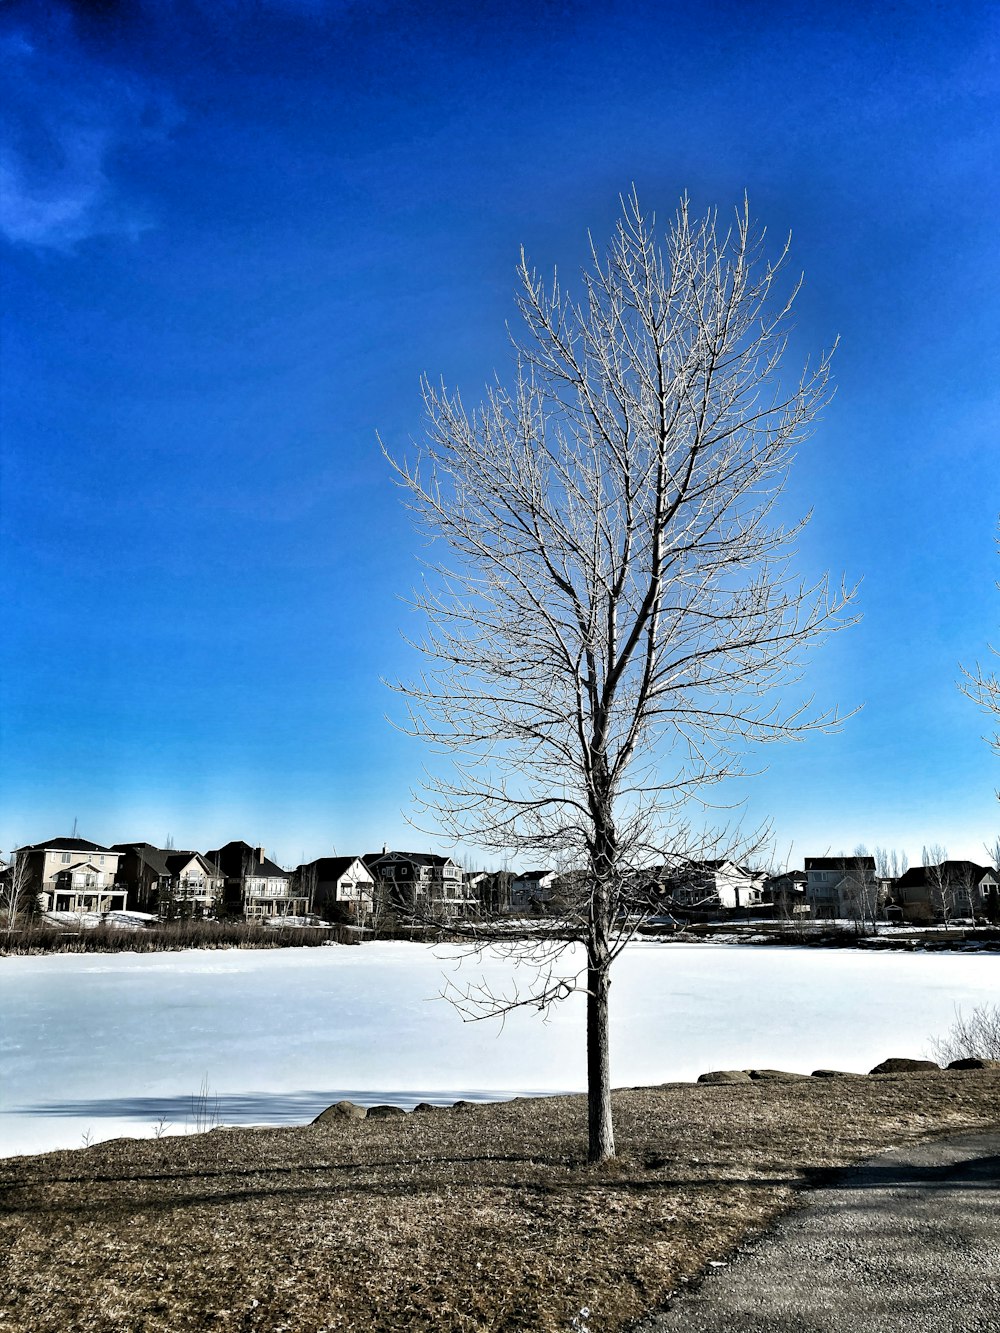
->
2 940 998 1159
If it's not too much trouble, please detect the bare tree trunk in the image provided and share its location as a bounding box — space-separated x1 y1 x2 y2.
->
586 944 614 1163
587 814 616 1163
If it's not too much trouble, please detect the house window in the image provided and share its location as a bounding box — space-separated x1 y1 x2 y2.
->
62 852 71 864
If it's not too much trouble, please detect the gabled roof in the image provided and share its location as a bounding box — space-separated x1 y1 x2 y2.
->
59 860 103 874
301 856 371 879
896 861 987 889
205 842 289 879
512 869 556 880
19 835 112 854
364 850 456 868
245 856 289 879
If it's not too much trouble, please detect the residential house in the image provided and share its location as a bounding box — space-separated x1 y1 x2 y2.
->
762 869 809 917
205 841 308 918
15 836 126 914
660 860 765 912
293 855 375 921
473 869 513 915
892 861 998 923
112 843 223 917
364 850 478 918
509 869 558 912
804 856 878 921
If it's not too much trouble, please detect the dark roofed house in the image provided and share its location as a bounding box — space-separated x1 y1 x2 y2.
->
293 855 374 921
892 860 998 924
112 843 223 917
205 841 308 919
804 855 878 921
364 850 477 919
16 836 126 914
509 869 558 912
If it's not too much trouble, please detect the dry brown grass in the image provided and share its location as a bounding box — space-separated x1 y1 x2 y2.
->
1 1071 998 1332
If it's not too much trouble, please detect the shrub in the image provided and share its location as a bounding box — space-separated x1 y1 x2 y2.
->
930 1003 1000 1064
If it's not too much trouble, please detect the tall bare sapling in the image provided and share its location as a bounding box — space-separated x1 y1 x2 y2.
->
386 194 855 1161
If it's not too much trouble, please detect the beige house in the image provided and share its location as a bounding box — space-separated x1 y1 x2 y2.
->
17 836 126 914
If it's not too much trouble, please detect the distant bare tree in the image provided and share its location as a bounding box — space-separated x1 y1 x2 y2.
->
386 193 856 1162
874 845 909 882
922 844 961 924
842 844 880 935
1 850 33 932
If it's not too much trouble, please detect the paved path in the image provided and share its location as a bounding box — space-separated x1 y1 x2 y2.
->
633 1131 1000 1333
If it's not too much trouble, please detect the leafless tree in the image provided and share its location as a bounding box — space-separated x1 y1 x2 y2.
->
930 1003 1000 1064
959 524 1000 760
1 850 34 933
386 193 856 1162
874 845 908 882
922 844 960 924
842 844 880 935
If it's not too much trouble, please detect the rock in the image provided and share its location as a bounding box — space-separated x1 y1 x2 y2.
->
411 1101 445 1113
697 1070 752 1084
366 1104 407 1118
451 1099 478 1112
946 1057 1000 1070
748 1069 810 1082
811 1069 862 1079
312 1100 367 1123
869 1058 941 1075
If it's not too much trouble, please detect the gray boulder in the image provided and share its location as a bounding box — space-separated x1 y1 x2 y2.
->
811 1069 863 1079
947 1057 1000 1070
869 1057 940 1075
411 1101 445 1113
312 1100 367 1123
697 1070 752 1084
451 1099 478 1111
366 1103 407 1118
748 1069 810 1082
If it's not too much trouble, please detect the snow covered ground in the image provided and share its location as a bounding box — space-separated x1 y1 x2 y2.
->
2 940 997 1159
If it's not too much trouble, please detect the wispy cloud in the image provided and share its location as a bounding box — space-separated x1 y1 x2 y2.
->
0 21 179 251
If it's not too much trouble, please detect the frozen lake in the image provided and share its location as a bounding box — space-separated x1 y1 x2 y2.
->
2 940 998 1158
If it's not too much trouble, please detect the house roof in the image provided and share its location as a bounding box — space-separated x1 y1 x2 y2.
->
896 861 987 889
19 835 112 854
301 856 370 879
805 856 876 870
363 851 456 868
205 842 290 879
512 869 555 880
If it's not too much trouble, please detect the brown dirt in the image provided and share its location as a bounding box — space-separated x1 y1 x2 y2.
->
1 1071 998 1332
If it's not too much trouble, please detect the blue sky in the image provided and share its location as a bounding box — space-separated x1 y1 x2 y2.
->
1 0 997 870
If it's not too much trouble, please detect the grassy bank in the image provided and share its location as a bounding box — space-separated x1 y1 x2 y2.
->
1 1070 998 1332
0 919 355 955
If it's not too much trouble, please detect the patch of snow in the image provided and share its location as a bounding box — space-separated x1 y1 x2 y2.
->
41 910 156 931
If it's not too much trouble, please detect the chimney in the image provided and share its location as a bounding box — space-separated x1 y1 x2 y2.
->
256 846 266 864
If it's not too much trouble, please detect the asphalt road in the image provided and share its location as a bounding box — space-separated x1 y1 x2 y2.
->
632 1130 1000 1333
